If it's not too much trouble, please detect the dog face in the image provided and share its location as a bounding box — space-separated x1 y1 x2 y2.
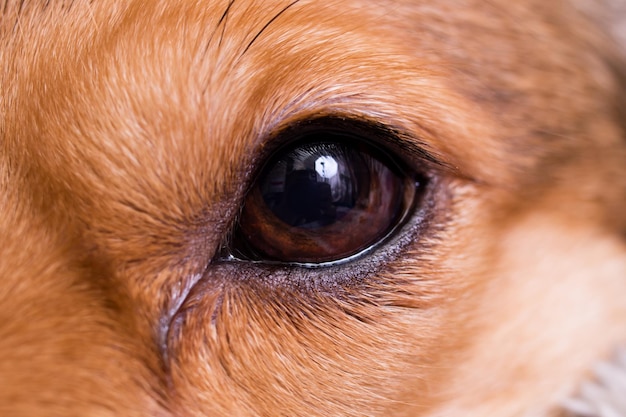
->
1 1 625 416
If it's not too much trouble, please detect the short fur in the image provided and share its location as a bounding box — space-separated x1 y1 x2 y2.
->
1 1 625 416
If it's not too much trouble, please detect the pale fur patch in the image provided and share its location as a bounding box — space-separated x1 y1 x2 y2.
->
564 348 626 417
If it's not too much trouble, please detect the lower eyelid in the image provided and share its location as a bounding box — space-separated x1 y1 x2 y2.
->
213 175 437 288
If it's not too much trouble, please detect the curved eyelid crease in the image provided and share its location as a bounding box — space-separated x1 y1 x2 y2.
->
217 117 431 269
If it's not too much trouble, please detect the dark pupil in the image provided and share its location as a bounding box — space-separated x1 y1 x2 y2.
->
260 143 369 229
236 135 412 264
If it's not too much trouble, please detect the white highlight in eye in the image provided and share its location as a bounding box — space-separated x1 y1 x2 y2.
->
315 156 338 179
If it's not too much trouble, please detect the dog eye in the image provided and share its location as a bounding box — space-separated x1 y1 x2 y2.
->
227 121 422 266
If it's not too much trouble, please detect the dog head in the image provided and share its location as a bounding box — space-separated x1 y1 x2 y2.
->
1 1 625 416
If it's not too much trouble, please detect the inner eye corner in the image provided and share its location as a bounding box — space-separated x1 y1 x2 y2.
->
221 116 430 268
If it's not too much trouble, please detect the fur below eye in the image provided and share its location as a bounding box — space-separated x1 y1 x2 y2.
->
230 127 421 265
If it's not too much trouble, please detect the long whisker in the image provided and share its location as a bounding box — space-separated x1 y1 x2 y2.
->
240 0 300 57
217 0 235 48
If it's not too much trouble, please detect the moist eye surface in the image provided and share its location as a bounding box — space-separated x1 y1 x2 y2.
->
228 121 423 266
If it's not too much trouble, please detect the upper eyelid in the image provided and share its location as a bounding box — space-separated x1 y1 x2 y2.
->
252 114 450 180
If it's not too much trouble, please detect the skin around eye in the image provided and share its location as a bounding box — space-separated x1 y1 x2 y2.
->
232 135 419 265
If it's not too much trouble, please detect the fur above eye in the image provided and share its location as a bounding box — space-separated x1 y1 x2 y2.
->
228 122 423 266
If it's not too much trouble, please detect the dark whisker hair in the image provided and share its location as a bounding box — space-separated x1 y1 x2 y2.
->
217 0 235 48
240 0 301 57
203 0 235 56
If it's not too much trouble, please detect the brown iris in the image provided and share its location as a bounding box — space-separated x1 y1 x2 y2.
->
233 132 418 265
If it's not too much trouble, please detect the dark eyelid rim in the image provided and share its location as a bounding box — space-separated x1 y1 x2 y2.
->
215 113 442 268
